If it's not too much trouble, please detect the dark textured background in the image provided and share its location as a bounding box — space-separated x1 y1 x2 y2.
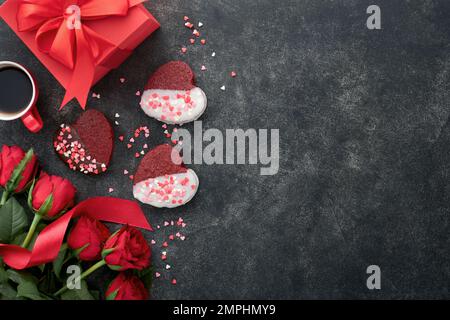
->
1 0 450 299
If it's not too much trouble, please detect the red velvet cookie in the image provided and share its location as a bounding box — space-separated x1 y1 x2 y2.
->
133 144 199 208
139 61 207 125
53 110 114 175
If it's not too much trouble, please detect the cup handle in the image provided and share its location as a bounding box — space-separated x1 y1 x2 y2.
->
21 105 43 133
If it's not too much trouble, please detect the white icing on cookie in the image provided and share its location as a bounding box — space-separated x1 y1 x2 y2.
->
133 169 199 208
139 88 207 125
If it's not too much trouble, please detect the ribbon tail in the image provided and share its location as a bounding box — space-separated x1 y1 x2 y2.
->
60 28 95 110
0 197 151 270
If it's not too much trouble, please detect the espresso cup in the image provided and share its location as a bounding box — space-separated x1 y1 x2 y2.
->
0 61 43 133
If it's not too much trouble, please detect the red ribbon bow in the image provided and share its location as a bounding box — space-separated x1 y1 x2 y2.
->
16 0 142 109
0 197 152 270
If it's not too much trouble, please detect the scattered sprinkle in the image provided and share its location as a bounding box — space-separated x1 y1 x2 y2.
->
212 52 216 57
155 272 161 278
108 188 114 193
200 39 206 45
115 113 120 118
231 71 237 78
171 279 177 285
181 47 187 54
120 77 126 83
198 22 203 28
220 85 226 91
201 65 207 71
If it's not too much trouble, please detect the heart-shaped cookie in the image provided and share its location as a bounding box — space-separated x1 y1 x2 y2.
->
139 61 207 124
133 144 199 208
53 109 114 175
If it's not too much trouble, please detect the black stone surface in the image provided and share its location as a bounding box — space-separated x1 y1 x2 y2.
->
1 0 450 299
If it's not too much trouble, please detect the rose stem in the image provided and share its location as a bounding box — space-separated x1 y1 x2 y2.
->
21 214 42 248
0 191 9 206
54 259 107 296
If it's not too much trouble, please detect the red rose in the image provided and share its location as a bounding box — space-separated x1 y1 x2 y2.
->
31 172 76 218
105 272 149 300
0 145 37 193
102 226 151 271
68 216 111 261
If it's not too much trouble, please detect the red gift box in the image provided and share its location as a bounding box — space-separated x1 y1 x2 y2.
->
0 0 160 109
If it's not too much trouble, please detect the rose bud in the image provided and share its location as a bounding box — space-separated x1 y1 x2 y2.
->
31 172 76 219
0 145 37 195
105 272 149 300
102 225 151 271
68 216 111 261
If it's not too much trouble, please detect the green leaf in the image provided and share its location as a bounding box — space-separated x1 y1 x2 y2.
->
137 267 153 290
90 290 100 300
60 280 95 300
6 149 34 193
6 270 50 300
0 282 18 300
0 262 8 283
0 197 29 243
53 244 69 279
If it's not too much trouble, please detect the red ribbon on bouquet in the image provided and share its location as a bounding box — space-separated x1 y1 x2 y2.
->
16 0 145 109
0 197 152 270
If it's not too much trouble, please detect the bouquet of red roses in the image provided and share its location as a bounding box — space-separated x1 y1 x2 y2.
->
0 145 153 300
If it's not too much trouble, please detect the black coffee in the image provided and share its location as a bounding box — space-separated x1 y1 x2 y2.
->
0 67 33 115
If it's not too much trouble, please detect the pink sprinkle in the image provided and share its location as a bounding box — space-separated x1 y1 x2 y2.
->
118 136 124 141
201 65 207 71
180 236 186 241
193 29 200 37
164 221 170 226
162 124 167 129
151 239 156 245
155 272 161 278
129 175 134 180
189 38 195 44
169 234 175 240
123 169 129 175
120 77 126 83
108 188 114 193
161 254 167 261
183 16 189 21
162 241 168 247
135 152 140 158
200 39 206 45
185 22 193 29
231 71 237 77
182 223 187 228
181 47 187 54
171 279 177 285
135 91 141 96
